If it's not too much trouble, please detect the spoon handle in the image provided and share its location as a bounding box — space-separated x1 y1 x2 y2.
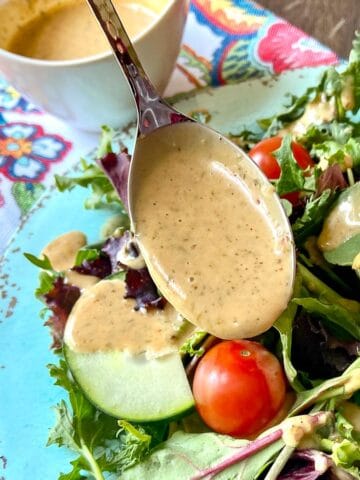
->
86 0 187 134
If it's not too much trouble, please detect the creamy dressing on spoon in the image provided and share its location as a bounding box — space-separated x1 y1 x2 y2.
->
43 123 294 349
131 122 294 339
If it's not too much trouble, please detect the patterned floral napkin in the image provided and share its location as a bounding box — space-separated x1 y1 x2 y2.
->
0 0 338 252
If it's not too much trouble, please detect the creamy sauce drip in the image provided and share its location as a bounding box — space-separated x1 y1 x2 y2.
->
318 183 360 252
64 279 190 357
341 401 360 432
281 413 330 448
42 231 87 271
42 231 98 289
65 270 99 290
6 0 157 61
132 123 294 339
280 98 336 137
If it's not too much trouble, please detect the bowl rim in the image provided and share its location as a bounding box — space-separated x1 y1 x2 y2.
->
0 0 180 68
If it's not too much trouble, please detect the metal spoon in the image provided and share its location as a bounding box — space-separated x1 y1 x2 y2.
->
86 0 296 339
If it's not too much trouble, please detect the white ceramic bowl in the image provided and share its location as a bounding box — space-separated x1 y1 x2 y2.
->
0 0 188 131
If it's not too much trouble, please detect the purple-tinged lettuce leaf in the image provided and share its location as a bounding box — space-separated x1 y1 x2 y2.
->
74 248 100 267
44 277 81 349
125 268 166 311
316 164 348 196
101 234 129 272
292 297 360 341
102 234 167 310
292 314 360 380
278 450 333 480
72 255 112 279
99 150 131 211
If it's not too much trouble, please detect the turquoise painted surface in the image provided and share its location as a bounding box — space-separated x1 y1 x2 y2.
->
0 68 324 479
0 187 112 478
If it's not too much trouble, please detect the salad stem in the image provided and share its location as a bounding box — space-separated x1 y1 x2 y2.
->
190 413 331 480
263 445 295 480
80 440 105 480
347 168 355 186
274 272 303 392
189 429 283 480
297 262 360 313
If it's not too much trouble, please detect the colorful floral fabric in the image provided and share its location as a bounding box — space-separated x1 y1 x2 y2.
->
0 123 71 182
0 0 338 252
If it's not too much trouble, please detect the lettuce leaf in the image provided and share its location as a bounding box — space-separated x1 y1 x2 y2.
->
324 233 360 266
292 189 338 244
55 126 129 211
47 358 163 480
274 135 306 195
236 33 360 141
55 158 122 209
180 330 208 357
121 430 283 480
290 358 360 416
292 313 360 381
292 297 360 341
274 274 304 392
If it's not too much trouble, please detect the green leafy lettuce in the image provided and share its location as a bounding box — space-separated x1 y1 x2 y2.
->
55 127 125 210
55 158 121 209
292 189 338 244
274 135 307 195
233 32 360 143
180 330 208 357
47 358 165 480
24 252 60 297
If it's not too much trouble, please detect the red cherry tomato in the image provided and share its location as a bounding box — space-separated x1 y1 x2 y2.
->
248 136 313 205
193 340 286 437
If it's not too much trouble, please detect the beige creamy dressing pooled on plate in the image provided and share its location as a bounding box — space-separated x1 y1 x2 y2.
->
132 123 294 340
6 0 157 61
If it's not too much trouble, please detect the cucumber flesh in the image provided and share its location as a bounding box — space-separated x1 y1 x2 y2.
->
64 345 194 422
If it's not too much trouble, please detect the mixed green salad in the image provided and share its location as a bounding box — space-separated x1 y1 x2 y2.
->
26 35 360 479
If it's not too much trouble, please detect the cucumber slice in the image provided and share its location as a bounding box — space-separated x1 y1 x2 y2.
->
64 345 194 422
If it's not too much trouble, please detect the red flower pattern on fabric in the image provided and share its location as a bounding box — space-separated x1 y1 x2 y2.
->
256 21 338 74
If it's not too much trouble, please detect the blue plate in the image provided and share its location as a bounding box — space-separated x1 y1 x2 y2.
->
0 67 325 479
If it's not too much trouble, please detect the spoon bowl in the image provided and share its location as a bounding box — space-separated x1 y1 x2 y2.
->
86 0 296 339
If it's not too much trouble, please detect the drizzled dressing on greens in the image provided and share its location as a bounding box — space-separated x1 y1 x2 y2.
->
42 231 98 290
64 279 188 357
43 232 192 356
